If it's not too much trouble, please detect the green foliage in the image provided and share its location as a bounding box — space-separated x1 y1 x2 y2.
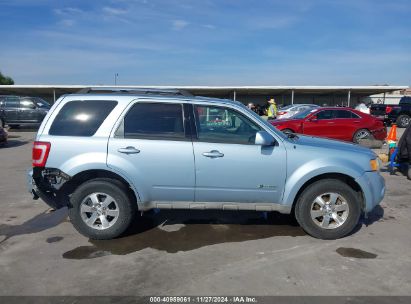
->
0 71 14 85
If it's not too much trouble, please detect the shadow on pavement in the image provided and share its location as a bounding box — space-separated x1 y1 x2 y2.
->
0 208 68 244
62 210 306 259
0 139 30 148
6 126 39 132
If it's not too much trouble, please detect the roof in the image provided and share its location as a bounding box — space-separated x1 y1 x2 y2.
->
0 85 408 98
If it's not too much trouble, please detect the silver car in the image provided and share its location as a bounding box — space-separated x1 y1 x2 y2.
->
28 89 385 240
277 104 319 119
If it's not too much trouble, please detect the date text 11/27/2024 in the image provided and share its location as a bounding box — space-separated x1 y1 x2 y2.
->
149 296 257 303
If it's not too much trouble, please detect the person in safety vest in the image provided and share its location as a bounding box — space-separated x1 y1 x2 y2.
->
267 98 277 120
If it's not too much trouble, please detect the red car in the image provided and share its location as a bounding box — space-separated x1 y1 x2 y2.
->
270 107 387 143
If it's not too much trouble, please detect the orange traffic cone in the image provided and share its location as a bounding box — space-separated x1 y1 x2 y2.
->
386 124 397 142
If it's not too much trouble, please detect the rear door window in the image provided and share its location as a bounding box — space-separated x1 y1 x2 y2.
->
334 110 360 119
20 99 37 109
49 100 117 136
316 110 334 120
123 103 185 140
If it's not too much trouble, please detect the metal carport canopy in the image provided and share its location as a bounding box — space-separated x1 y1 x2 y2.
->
0 85 408 100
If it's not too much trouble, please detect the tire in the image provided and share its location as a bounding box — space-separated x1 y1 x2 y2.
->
68 178 136 240
282 128 294 135
353 129 371 144
295 179 361 240
396 114 410 128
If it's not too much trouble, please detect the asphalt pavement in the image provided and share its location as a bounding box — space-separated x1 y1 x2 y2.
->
0 127 410 296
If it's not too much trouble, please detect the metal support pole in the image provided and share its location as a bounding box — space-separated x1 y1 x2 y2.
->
383 92 386 104
233 90 236 101
347 90 351 107
53 89 56 103
291 90 294 104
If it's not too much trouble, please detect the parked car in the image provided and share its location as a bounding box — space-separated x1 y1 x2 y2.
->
370 97 411 128
0 126 7 146
0 95 50 128
27 88 385 240
0 106 5 128
270 107 387 143
276 104 319 119
354 103 371 114
387 97 411 128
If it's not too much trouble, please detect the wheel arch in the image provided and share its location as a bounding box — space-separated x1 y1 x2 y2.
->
59 169 139 208
285 173 365 215
282 128 295 133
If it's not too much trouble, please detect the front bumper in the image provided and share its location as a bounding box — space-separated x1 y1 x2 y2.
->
27 169 67 209
355 171 385 213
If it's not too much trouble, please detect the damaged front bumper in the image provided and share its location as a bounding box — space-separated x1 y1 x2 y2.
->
27 168 71 210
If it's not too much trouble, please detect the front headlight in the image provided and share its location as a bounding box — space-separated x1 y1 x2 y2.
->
370 159 380 171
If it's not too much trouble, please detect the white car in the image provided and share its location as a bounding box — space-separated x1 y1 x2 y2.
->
277 104 319 119
355 103 370 114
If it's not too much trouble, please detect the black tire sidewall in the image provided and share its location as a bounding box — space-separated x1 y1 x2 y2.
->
282 129 293 134
353 129 371 143
295 179 361 240
68 179 136 240
397 115 410 128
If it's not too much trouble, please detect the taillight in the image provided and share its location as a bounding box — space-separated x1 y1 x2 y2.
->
386 106 392 114
278 111 286 115
32 141 51 167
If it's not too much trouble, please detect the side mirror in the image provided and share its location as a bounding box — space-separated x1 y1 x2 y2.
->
255 131 275 146
308 115 318 122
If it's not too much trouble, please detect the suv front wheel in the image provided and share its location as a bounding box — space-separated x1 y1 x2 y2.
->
295 179 361 240
68 178 136 240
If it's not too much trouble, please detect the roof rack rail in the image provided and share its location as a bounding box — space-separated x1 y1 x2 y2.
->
76 87 193 97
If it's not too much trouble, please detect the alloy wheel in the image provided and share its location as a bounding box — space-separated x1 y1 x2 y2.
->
80 192 120 230
310 192 349 229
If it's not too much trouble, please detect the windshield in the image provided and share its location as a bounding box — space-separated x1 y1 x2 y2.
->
292 108 317 119
34 98 51 109
279 105 294 111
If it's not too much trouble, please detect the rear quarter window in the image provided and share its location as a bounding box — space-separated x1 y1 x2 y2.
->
49 100 117 136
400 97 411 105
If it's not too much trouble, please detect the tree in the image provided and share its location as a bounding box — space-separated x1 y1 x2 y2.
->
0 71 14 85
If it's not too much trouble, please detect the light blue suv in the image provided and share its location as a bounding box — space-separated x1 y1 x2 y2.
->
28 88 385 240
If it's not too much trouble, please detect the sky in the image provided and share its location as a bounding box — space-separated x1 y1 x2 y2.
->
0 0 410 86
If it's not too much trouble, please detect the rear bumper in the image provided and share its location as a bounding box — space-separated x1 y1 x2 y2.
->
355 171 385 213
372 127 387 140
27 169 66 209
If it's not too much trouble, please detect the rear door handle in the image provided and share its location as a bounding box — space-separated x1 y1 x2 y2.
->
118 146 140 154
353 121 360 123
202 150 224 158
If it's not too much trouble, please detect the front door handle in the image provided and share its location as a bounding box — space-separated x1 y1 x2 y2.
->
202 150 224 158
118 146 140 154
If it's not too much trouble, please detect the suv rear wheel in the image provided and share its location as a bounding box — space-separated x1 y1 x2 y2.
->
295 179 361 239
68 178 136 240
